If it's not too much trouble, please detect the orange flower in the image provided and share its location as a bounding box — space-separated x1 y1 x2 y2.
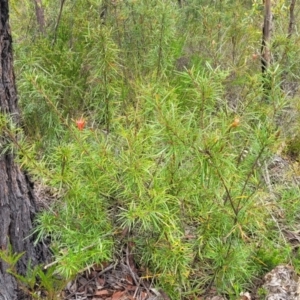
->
76 118 85 131
230 117 240 128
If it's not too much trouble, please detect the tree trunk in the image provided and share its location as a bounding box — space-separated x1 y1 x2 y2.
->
33 0 45 34
261 0 273 97
0 1 48 299
261 0 272 75
280 0 297 93
178 0 185 7
288 0 296 38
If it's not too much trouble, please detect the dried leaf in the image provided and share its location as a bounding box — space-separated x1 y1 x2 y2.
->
140 291 148 300
112 291 125 300
97 277 106 286
94 289 112 297
79 277 88 285
126 284 136 291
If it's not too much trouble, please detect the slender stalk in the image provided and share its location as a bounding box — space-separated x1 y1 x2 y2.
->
52 0 66 46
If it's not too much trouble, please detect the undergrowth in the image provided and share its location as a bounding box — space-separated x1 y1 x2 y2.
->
5 0 300 298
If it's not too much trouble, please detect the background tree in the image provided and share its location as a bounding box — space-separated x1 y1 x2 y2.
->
32 0 45 34
0 1 48 299
261 0 272 75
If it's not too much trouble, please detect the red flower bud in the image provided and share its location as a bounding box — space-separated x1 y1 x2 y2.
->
76 118 85 131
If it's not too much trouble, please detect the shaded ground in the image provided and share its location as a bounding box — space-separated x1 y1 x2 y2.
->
62 258 170 300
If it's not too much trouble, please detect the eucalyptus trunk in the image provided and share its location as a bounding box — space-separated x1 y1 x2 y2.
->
0 1 48 299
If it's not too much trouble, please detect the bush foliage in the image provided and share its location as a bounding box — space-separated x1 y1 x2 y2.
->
7 0 300 298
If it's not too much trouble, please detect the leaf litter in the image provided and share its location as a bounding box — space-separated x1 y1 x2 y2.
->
61 244 169 300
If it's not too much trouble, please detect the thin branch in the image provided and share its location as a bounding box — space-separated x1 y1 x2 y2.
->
52 0 66 46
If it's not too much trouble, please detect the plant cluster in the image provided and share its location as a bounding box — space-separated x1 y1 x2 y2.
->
4 0 300 298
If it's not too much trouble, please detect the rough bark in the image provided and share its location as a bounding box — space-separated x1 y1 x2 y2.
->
0 1 48 299
33 0 45 34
